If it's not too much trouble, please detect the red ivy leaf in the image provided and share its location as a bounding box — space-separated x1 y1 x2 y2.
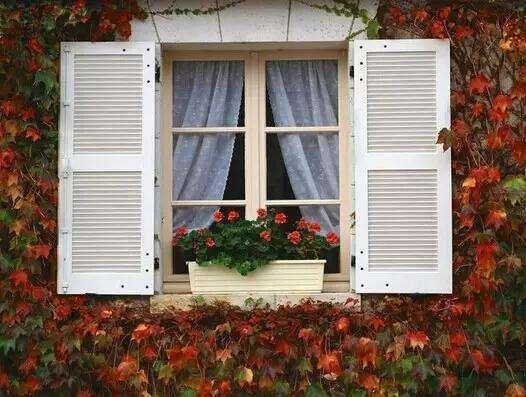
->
440 373 458 392
406 330 429 350
469 74 491 94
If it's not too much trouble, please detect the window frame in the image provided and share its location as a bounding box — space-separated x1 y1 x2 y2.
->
161 49 351 294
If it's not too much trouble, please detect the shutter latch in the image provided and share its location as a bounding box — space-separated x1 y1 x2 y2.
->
60 158 71 179
61 283 69 293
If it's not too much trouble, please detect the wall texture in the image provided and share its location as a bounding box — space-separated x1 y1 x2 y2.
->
131 0 379 43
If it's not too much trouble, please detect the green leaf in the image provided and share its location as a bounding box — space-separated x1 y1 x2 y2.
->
178 387 197 397
0 337 16 355
366 19 380 39
305 383 329 397
158 364 174 381
34 70 58 94
297 357 313 375
503 175 526 205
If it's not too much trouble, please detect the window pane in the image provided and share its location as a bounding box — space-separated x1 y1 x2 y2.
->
267 133 339 200
266 60 338 127
172 206 245 274
173 133 244 201
173 60 244 127
268 205 340 273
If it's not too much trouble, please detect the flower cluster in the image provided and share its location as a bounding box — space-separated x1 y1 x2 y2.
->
173 209 339 275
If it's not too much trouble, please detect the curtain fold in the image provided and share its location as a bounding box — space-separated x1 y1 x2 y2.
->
172 61 244 230
266 60 340 234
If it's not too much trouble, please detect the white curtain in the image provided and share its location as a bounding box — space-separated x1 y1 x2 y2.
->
172 61 244 230
266 60 339 234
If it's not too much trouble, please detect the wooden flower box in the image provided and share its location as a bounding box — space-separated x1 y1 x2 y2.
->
188 260 325 294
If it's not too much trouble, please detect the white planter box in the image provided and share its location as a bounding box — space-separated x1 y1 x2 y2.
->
188 260 325 294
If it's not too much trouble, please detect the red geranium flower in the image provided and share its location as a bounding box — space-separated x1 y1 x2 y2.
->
171 226 188 244
227 210 240 222
287 231 301 245
257 208 267 219
205 237 215 248
213 210 224 222
326 232 339 245
259 230 271 241
274 212 287 224
308 222 321 233
297 218 309 230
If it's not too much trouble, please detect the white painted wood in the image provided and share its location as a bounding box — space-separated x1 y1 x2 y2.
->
354 39 451 294
188 260 325 294
58 42 155 295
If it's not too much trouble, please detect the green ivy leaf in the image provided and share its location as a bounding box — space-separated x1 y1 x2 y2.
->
503 175 526 205
34 70 58 94
366 19 380 38
178 387 197 397
158 364 174 381
305 383 329 397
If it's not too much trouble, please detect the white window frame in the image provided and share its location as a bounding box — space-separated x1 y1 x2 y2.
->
161 49 351 294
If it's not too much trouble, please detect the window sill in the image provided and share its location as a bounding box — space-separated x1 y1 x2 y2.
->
150 292 360 312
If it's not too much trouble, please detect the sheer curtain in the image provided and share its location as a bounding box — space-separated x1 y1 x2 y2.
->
172 61 244 230
266 60 340 234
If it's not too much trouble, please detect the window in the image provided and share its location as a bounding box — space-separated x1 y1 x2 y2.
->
161 50 351 293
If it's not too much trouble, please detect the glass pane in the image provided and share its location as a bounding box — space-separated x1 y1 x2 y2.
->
172 206 245 274
266 59 338 127
173 60 244 127
268 205 340 273
267 133 339 200
173 133 244 200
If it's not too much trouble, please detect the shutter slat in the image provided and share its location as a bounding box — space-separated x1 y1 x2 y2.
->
354 39 451 294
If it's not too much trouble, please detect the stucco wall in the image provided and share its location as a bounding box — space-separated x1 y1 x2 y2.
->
131 0 379 43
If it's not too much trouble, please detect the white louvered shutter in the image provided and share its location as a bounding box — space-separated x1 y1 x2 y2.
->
57 42 155 295
354 39 451 294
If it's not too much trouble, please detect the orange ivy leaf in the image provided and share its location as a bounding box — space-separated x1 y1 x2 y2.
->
462 177 477 188
25 126 40 142
472 102 484 117
131 324 152 343
23 376 41 395
358 373 379 391
317 351 342 377
357 337 377 368
440 373 458 392
470 349 498 373
19 355 38 376
27 37 43 54
455 26 473 40
141 345 157 361
449 331 467 347
486 209 507 230
406 330 429 350
369 317 385 330
334 317 350 333
0 372 8 389
505 383 526 397
469 74 491 94
9 269 28 287
511 82 526 100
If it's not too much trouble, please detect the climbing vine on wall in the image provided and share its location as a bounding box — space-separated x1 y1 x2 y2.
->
0 0 525 396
